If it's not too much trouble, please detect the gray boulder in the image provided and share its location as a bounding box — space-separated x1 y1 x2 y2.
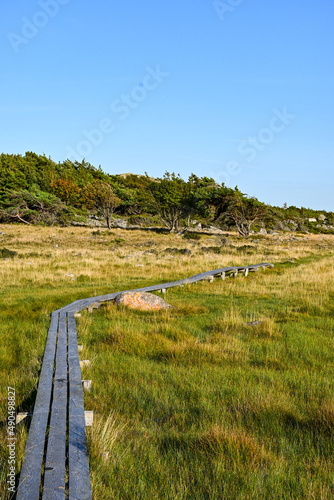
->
110 219 127 229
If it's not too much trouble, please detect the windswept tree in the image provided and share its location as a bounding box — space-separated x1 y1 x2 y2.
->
226 190 267 238
187 174 218 222
0 187 68 225
150 172 192 232
82 181 121 229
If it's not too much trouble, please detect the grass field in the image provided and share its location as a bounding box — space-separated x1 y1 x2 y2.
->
0 225 333 499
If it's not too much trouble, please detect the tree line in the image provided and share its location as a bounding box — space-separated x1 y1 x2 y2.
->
0 152 332 237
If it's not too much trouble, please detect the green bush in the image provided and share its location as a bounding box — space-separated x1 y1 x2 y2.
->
183 232 201 240
0 247 17 258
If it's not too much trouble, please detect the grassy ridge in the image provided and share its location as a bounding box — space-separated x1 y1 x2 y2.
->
0 225 333 498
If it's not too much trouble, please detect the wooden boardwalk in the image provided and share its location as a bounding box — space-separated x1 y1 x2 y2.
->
16 263 273 499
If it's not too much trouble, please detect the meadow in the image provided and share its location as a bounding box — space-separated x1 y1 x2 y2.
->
0 225 333 499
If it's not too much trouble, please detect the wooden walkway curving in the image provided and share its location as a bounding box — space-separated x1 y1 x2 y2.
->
16 263 273 499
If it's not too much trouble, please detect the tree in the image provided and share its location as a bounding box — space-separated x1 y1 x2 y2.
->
150 172 191 232
187 174 219 222
82 181 121 229
226 191 267 238
0 187 68 225
50 179 80 206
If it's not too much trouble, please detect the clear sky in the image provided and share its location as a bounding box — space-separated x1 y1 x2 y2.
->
1 0 333 210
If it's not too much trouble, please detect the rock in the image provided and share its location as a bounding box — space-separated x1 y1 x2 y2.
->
114 292 172 311
0 231 5 235
267 230 278 235
273 221 285 231
307 218 317 223
245 321 263 327
195 223 202 230
258 228 267 235
71 221 87 227
110 219 127 229
164 248 191 255
318 214 327 221
208 226 224 234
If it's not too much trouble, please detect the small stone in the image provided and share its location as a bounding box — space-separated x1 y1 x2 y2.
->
245 321 263 327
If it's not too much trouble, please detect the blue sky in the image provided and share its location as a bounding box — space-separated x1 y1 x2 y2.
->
1 0 333 210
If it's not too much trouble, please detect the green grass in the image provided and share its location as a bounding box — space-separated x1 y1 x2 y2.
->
0 225 333 498
80 267 334 499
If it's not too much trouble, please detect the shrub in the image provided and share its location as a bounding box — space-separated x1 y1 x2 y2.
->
183 232 201 240
0 247 17 258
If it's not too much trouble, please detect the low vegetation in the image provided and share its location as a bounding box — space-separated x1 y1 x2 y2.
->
0 225 333 498
1 152 333 236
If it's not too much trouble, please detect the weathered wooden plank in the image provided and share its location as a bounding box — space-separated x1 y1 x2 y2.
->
43 312 67 500
68 313 92 500
17 312 59 500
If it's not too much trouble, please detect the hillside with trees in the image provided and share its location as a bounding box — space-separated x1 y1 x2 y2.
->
0 152 333 236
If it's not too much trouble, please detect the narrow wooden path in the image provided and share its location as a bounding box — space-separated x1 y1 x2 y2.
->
16 263 273 499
